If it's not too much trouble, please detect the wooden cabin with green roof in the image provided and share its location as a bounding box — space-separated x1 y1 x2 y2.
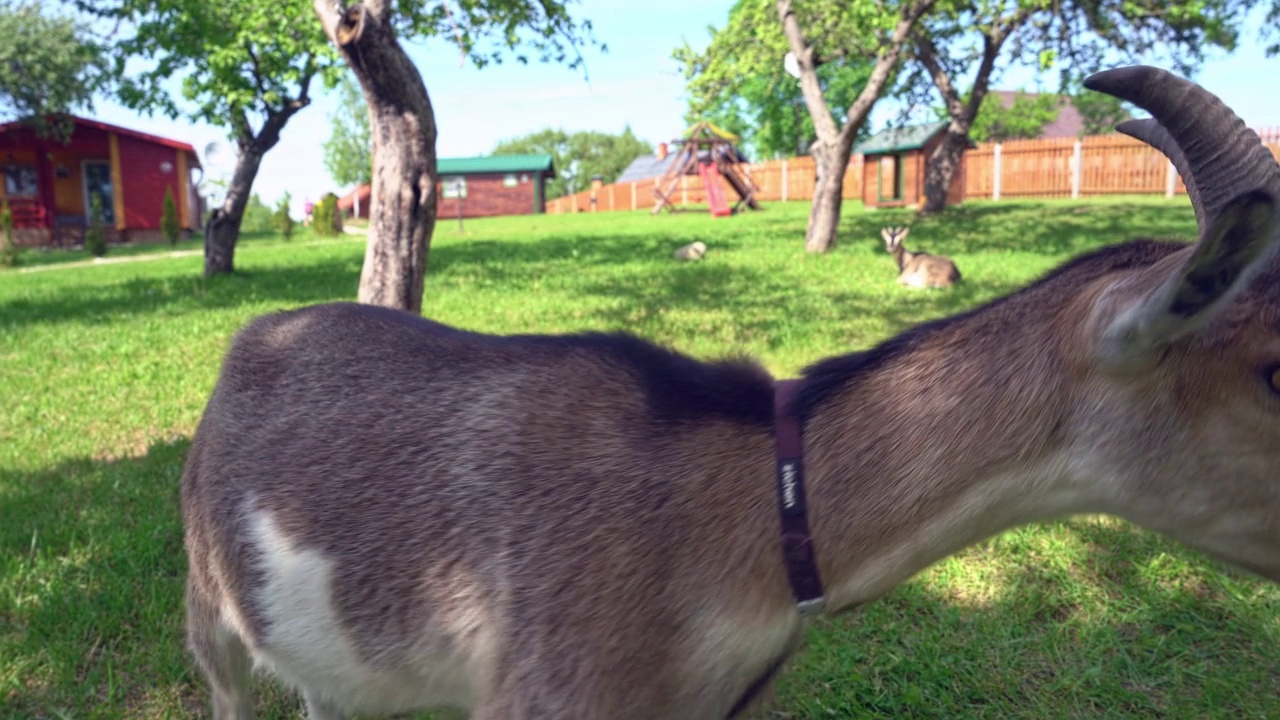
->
338 153 556 220
852 121 968 210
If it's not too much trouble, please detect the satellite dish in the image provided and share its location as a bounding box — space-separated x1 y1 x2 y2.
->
783 51 802 80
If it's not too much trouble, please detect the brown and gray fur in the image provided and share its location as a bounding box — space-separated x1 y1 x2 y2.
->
183 66 1280 720
881 225 962 288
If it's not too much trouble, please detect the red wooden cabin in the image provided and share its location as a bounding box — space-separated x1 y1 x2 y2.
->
0 115 203 247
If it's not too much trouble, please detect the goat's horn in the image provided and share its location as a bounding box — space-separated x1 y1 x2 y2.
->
1084 65 1280 234
1115 118 1206 230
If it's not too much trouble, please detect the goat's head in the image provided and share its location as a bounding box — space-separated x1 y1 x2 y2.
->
1078 66 1280 581
880 226 909 253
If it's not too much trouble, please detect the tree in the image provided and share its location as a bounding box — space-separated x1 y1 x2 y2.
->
312 192 341 237
908 0 1254 214
492 127 651 199
161 186 181 245
0 2 105 140
678 0 934 252
674 0 875 160
314 0 600 313
84 194 106 257
1068 84 1133 137
965 90 1061 142
323 73 373 189
272 191 295 240
778 0 938 252
75 0 346 277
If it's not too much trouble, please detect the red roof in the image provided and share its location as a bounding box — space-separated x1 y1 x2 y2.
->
0 114 201 166
337 184 371 212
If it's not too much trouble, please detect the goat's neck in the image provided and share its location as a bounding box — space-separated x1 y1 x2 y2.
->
798 301 1104 613
890 245 911 272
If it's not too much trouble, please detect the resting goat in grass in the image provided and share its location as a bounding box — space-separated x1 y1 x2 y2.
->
882 225 961 288
183 66 1280 720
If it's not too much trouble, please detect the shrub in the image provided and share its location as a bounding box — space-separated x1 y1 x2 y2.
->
0 197 17 267
312 192 342 237
271 192 295 240
161 186 181 245
240 193 274 234
85 194 107 257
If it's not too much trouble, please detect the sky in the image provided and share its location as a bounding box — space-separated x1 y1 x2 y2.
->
83 1 1280 219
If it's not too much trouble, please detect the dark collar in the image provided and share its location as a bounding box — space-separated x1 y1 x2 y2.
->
773 379 826 615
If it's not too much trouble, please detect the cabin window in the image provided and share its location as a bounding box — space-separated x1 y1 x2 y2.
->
441 176 467 199
3 164 38 197
503 174 518 187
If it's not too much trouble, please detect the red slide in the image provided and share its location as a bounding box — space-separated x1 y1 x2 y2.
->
699 161 733 217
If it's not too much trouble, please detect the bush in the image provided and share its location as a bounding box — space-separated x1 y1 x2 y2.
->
161 186 181 245
311 192 342 237
85 194 107 257
271 192 295 240
0 197 17 267
240 193 274 234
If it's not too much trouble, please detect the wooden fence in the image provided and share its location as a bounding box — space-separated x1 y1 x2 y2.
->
546 128 1280 214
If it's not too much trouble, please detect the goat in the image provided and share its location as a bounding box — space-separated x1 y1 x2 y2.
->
182 65 1280 720
881 225 961 288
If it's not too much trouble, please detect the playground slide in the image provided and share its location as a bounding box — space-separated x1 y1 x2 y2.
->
720 165 762 210
698 161 733 217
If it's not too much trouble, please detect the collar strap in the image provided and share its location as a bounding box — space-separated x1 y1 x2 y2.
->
773 379 826 616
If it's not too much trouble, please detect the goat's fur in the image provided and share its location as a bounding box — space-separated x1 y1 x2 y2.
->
881 225 961 288
183 67 1280 719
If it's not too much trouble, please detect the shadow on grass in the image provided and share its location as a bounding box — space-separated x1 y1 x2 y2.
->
3 439 1276 718
780 518 1280 718
1 200 1200 339
0 252 363 333
837 199 1199 258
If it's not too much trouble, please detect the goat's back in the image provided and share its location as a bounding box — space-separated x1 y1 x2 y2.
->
181 302 786 716
900 253 962 288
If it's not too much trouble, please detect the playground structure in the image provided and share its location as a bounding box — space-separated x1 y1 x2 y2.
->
651 121 761 217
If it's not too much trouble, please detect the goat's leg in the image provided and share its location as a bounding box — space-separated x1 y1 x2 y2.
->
302 689 349 720
186 580 255 720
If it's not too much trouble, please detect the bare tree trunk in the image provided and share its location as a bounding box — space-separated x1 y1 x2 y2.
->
204 147 263 276
914 15 1025 214
806 138 853 252
919 127 970 215
315 0 438 314
777 0 936 253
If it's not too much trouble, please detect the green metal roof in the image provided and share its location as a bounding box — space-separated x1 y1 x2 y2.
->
852 121 949 155
437 154 555 176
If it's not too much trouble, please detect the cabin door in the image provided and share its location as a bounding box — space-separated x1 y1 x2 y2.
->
81 161 115 225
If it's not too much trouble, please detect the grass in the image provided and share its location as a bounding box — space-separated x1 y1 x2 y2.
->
2 197 1277 718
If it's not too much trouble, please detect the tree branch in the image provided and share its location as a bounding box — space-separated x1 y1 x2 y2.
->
291 51 318 111
244 41 273 110
231 107 254 149
916 3 1031 127
913 31 962 118
775 0 840 144
838 0 937 145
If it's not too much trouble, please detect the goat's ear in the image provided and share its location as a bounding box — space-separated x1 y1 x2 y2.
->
899 226 910 240
881 228 893 245
1095 189 1279 365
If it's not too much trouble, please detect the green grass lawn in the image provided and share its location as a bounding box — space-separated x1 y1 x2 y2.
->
3 198 1277 718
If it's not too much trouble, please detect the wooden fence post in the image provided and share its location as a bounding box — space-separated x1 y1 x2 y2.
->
781 159 789 202
1165 160 1177 198
993 143 1003 201
1071 140 1082 199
